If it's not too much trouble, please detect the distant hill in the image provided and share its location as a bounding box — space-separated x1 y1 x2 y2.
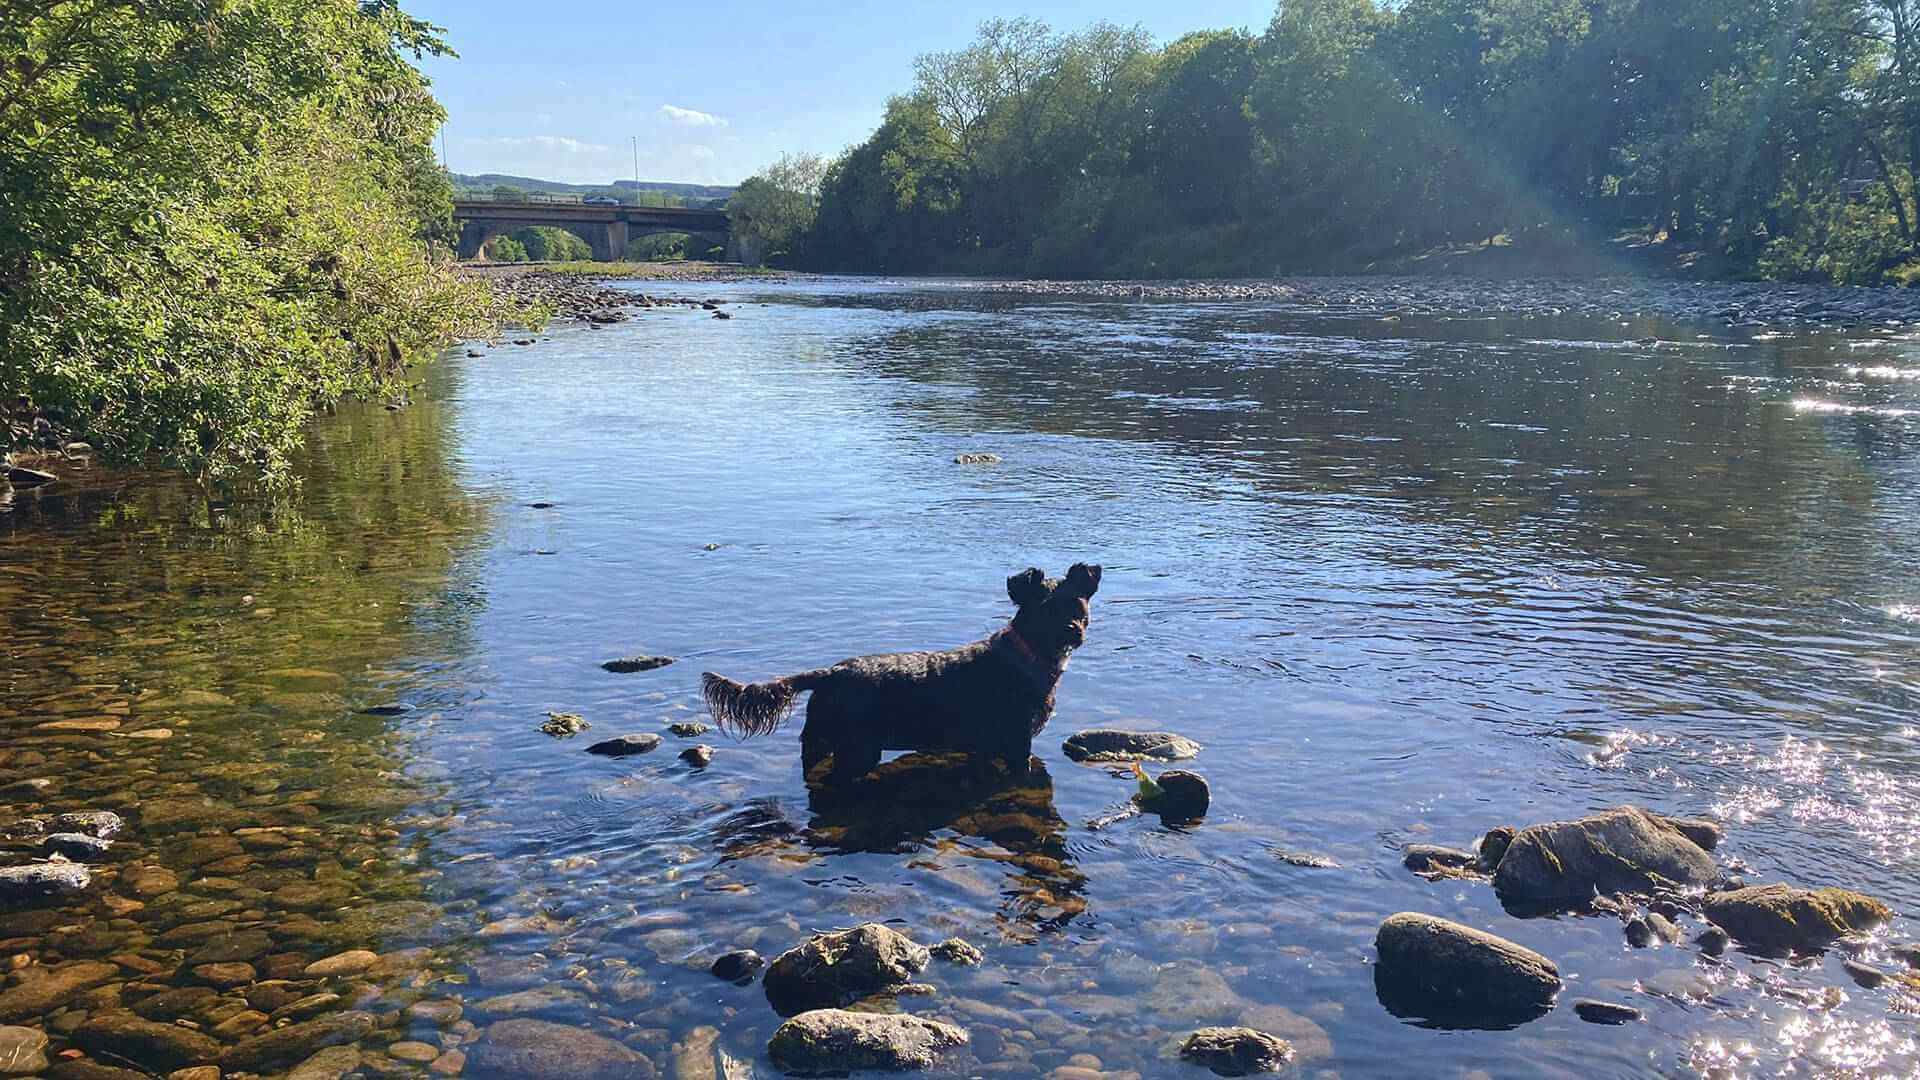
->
451 173 734 202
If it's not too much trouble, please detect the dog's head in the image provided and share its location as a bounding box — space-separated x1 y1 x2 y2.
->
1007 563 1101 655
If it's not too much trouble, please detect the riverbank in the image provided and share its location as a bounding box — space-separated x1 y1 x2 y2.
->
462 263 776 323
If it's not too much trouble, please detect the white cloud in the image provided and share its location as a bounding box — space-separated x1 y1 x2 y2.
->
490 135 609 154
689 146 716 161
659 104 728 128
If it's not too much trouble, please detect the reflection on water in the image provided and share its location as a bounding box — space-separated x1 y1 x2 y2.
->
3 278 1919 1078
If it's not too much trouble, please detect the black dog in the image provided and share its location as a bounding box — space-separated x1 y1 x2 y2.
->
703 564 1101 784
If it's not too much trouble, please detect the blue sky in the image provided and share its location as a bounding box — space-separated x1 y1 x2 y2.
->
408 0 1278 187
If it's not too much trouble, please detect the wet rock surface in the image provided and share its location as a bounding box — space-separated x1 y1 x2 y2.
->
1702 884 1892 954
1490 806 1719 910
586 733 663 756
0 1026 48 1075
1179 1027 1294 1076
1063 729 1203 763
470 1018 657 1079
602 655 675 674
1138 769 1210 820
763 923 932 1015
1573 999 1644 1025
0 862 91 900
767 1009 969 1072
1373 913 1563 1027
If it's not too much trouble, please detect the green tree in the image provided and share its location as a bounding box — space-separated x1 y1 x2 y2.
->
729 152 827 264
0 0 508 483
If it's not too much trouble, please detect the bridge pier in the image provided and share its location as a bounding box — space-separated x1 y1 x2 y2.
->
456 220 500 261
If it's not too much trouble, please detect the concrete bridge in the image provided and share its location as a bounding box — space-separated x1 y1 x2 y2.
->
452 199 739 262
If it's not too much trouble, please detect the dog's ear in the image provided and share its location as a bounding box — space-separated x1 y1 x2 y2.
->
1007 568 1048 608
1064 563 1102 598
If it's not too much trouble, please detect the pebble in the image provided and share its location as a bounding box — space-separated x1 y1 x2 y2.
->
388 1041 441 1063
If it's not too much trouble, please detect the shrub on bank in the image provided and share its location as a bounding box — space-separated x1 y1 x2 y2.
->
0 0 508 484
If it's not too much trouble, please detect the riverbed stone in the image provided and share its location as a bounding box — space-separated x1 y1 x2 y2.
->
0 960 119 1022
50 812 124 839
40 833 113 860
0 1026 48 1076
469 1018 656 1079
679 744 714 767
122 865 178 898
131 986 219 1021
0 862 91 900
1491 806 1718 910
305 949 378 978
764 923 930 1015
667 721 710 737
1372 913 1561 1027
1062 729 1202 763
767 1009 968 1071
1179 1027 1293 1076
586 733 662 756
285 1045 362 1080
220 1011 376 1072
186 928 273 965
190 961 255 988
74 1013 220 1072
1702 884 1891 954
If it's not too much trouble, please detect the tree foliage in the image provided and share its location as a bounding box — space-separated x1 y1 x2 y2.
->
780 3 1920 282
1 0 507 484
728 153 826 265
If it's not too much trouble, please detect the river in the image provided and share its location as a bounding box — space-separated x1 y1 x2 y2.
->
3 276 1918 1078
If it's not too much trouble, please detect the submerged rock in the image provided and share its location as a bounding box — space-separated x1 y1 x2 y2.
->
668 721 711 737
1696 926 1731 957
219 1011 376 1072
1063 729 1202 763
0 862 91 900
0 1025 49 1075
73 1012 220 1072
601 655 675 674
41 833 112 860
1373 913 1561 1028
469 1018 656 1079
587 733 662 757
763 923 931 1015
1893 943 1920 969
1491 807 1718 911
767 1009 968 1071
1842 958 1889 989
1702 884 1891 955
0 961 118 1022
679 744 714 767
1179 1027 1294 1076
1573 999 1643 1025
50 812 123 839
953 453 1002 465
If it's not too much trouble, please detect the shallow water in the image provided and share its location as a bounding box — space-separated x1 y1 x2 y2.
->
3 277 1919 1078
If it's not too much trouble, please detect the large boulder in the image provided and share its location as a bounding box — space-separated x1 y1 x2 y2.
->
1063 729 1201 763
1491 806 1718 911
468 1019 656 1079
1373 913 1561 1028
767 1010 968 1072
1702 884 1891 955
1179 1027 1294 1076
73 1013 220 1072
763 923 930 1016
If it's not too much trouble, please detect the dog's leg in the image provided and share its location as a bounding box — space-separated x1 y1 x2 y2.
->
825 738 881 786
800 694 838 780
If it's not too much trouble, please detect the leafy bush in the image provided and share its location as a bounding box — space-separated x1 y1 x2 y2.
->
0 0 506 484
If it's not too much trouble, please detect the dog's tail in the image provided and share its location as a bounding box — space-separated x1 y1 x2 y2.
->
702 669 833 739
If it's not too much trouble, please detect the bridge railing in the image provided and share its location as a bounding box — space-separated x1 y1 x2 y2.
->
455 192 586 205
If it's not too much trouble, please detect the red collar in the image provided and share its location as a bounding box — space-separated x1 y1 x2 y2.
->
993 625 1061 694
